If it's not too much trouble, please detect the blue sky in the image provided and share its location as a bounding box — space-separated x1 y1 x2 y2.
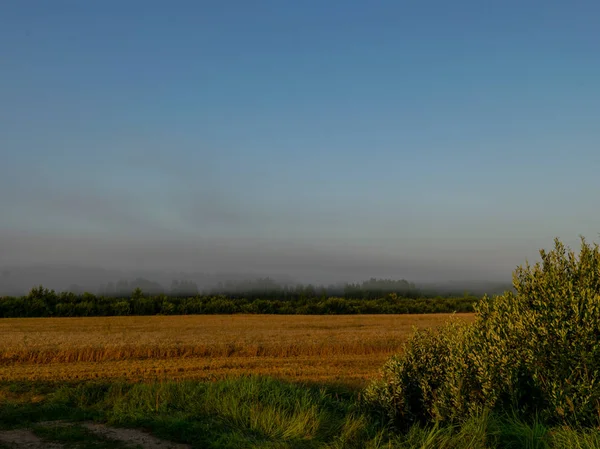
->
1 1 599 282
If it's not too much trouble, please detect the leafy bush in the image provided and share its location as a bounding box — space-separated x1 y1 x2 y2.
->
364 238 600 428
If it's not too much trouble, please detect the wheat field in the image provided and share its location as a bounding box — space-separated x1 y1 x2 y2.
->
0 314 473 385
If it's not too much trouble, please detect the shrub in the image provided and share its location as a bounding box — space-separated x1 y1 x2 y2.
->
112 300 131 316
364 237 600 428
363 319 473 427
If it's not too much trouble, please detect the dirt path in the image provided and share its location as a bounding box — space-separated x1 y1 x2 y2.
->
0 430 63 449
0 421 192 449
83 422 191 448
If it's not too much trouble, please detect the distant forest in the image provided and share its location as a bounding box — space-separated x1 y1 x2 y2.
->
0 277 499 318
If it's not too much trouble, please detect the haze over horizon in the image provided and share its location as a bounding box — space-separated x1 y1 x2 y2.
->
1 1 599 288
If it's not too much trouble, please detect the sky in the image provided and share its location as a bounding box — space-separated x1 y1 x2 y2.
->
1 1 599 284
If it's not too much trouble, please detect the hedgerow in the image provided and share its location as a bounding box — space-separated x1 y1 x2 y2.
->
0 290 476 317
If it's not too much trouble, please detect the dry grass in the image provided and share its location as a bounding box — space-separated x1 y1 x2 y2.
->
0 314 473 385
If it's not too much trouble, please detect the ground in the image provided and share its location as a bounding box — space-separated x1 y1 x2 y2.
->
0 420 190 448
0 314 471 385
0 314 471 448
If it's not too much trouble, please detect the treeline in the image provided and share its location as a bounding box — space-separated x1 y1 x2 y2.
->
0 285 479 318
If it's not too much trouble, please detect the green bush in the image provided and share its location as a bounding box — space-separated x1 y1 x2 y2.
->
364 238 600 428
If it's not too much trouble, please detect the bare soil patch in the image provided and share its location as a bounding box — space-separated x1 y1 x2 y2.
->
0 429 62 448
82 422 191 449
0 421 191 449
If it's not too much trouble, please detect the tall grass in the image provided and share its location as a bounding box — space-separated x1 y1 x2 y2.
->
2 377 599 448
47 377 381 448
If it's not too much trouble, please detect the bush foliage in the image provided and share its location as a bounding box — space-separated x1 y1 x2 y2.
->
364 238 600 428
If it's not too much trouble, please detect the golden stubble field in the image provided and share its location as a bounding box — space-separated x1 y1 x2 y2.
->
0 314 474 386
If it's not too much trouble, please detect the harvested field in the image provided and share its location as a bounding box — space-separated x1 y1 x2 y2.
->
0 314 473 385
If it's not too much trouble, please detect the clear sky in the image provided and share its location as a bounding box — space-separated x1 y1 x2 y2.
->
1 1 599 283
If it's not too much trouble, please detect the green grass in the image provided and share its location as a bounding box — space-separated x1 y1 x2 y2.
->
0 377 599 448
